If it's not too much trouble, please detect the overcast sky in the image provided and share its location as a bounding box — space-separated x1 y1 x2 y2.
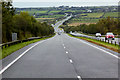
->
12 0 119 8
13 0 119 2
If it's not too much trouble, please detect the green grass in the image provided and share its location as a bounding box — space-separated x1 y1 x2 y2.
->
20 10 48 15
70 13 104 23
1 35 55 59
80 13 104 18
68 34 119 50
104 12 118 17
39 14 65 18
69 12 119 24
63 10 76 12
87 13 104 18
36 18 55 20
49 10 61 13
70 19 99 23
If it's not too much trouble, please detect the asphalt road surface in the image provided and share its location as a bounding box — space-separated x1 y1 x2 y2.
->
2 17 119 80
2 33 118 79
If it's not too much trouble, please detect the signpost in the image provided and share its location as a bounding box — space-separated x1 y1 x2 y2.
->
12 33 17 41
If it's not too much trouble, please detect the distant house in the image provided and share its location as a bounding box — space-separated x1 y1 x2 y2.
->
113 8 116 10
33 14 36 17
87 9 92 13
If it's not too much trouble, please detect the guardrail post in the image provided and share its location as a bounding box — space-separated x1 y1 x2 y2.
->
108 40 109 44
5 44 7 48
111 41 112 44
102 39 104 42
119 42 120 47
115 41 116 46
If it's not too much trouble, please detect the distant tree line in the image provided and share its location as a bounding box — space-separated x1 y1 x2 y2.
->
60 17 120 35
2 1 54 43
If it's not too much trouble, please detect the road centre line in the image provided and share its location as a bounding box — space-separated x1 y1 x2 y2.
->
77 76 81 79
69 59 73 63
66 51 68 54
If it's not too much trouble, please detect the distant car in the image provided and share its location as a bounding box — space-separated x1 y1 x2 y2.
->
95 33 101 37
105 32 115 40
58 32 61 35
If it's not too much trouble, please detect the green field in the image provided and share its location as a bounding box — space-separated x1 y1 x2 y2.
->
72 12 104 24
36 18 55 24
70 19 99 23
49 10 61 13
17 8 118 24
19 10 48 14
63 10 76 12
80 13 104 18
104 12 118 17
39 14 65 18
68 12 118 25
86 13 104 18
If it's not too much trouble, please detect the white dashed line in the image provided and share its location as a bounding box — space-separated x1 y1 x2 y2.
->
77 76 81 79
64 47 66 49
69 59 73 63
66 51 68 54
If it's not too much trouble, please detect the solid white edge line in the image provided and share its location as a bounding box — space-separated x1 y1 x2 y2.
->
0 39 50 74
78 39 120 59
67 35 119 59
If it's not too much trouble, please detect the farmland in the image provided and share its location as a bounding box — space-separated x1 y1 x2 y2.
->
16 6 118 25
38 14 65 18
80 13 104 18
49 10 61 13
104 12 118 18
67 12 118 26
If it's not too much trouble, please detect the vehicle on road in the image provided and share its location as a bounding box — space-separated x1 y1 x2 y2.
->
95 33 101 37
58 32 61 35
105 32 115 40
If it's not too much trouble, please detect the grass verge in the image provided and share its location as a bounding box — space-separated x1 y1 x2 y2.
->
1 35 55 59
68 34 119 53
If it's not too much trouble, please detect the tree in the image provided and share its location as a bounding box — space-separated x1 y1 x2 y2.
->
2 0 15 42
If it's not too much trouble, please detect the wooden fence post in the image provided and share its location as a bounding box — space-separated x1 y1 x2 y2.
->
115 41 116 46
108 40 109 44
111 41 112 44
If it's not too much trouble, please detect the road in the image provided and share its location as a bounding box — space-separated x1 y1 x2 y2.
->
2 16 119 80
54 15 72 32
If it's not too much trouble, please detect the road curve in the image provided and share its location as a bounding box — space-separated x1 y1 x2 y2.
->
2 16 119 80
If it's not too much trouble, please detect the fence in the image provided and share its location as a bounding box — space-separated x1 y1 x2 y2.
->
70 33 120 46
0 35 54 49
